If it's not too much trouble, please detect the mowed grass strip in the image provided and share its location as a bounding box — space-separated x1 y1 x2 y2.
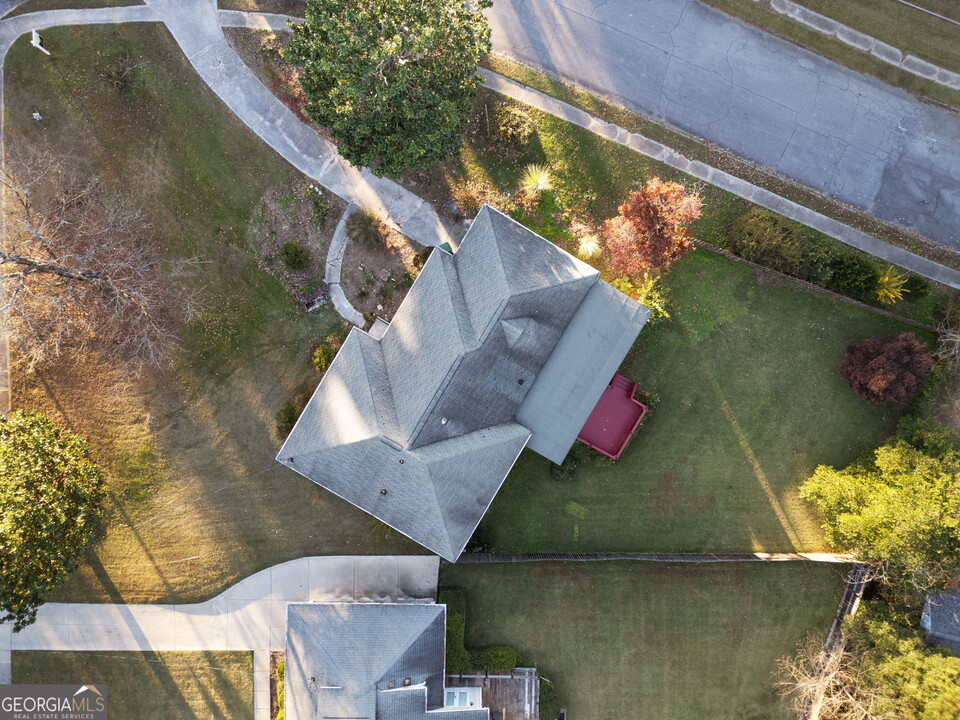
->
6 23 420 605
13 651 253 720
441 561 847 720
480 251 914 553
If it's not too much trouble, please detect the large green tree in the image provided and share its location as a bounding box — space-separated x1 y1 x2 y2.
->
0 411 105 630
285 0 492 178
799 419 960 596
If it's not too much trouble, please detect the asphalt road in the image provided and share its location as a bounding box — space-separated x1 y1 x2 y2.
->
486 0 960 248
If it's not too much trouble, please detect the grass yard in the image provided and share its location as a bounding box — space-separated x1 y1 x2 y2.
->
434 88 937 553
480 250 917 553
13 651 253 719
701 0 960 109
5 23 419 605
441 561 847 720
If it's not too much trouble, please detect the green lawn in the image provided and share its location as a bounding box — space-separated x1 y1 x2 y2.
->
6 23 419 605
449 90 934 553
442 561 847 720
3 19 935 607
13 651 253 720
479 250 918 553
701 0 960 109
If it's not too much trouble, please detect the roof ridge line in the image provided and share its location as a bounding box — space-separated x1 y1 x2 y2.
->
438 251 479 351
374 608 445 689
417 423 532 560
477 205 510 288
356 332 404 446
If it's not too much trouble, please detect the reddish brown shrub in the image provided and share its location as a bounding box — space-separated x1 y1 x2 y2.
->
840 333 934 404
601 177 702 277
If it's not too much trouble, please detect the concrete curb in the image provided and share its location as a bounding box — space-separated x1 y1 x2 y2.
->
480 68 960 290
763 0 960 91
326 203 365 327
454 552 858 563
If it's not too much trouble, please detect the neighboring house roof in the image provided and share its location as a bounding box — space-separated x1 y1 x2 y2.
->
277 205 650 560
285 603 488 720
922 587 960 654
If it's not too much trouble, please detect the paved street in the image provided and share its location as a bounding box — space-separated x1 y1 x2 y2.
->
486 0 960 248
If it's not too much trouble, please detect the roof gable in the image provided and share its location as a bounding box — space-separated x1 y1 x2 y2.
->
277 205 646 561
285 604 451 720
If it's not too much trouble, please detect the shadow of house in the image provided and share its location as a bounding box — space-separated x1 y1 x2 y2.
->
277 205 650 560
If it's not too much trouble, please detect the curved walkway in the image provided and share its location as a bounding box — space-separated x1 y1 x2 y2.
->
325 203 365 326
142 0 450 248
485 0 960 250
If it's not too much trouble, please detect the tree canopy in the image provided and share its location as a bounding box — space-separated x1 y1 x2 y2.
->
0 411 105 631
601 177 701 278
1 147 200 370
284 0 492 178
799 419 960 596
778 603 960 720
849 606 960 719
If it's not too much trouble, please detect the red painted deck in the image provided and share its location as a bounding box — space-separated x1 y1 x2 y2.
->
576 373 648 460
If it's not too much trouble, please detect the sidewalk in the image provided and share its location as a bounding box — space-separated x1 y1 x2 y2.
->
142 0 451 248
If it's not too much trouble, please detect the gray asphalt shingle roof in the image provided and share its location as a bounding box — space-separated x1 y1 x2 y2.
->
285 603 488 720
277 205 649 560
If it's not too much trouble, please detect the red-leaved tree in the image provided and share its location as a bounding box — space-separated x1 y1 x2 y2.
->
840 333 934 405
602 177 702 277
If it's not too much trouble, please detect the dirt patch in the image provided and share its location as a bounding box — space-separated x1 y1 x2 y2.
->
219 0 305 14
339 222 425 321
645 470 678 517
753 266 790 288
248 181 345 306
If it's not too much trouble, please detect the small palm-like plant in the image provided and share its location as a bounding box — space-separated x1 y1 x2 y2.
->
876 265 909 304
577 234 601 259
347 210 385 248
520 164 553 196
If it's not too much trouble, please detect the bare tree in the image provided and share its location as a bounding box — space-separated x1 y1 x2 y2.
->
0 146 201 370
936 306 960 367
776 635 887 720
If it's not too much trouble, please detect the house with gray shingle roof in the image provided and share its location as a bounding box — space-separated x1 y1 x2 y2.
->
921 587 960 654
277 205 650 560
285 603 488 720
